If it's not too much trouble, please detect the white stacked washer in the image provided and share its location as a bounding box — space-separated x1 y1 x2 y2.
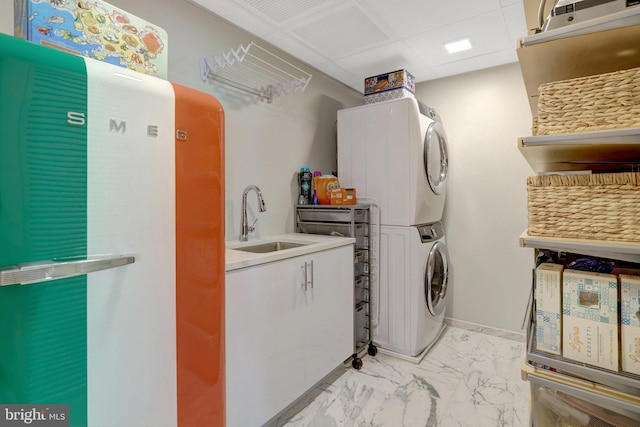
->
337 97 450 360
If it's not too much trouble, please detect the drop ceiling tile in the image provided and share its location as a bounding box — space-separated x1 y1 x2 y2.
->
239 0 326 24
410 67 440 84
430 48 517 79
405 12 513 67
333 42 425 81
191 0 274 36
361 0 499 37
500 0 523 6
291 5 390 57
502 3 528 42
260 31 329 65
313 61 362 89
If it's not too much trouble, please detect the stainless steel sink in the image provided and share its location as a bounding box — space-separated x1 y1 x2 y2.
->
234 241 307 253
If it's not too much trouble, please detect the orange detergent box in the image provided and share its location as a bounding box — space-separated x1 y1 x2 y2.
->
329 188 356 205
14 0 168 78
315 175 340 204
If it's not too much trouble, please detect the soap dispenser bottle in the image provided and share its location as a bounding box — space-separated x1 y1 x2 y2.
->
298 167 312 205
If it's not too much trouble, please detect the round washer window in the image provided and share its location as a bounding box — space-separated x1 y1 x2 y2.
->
425 241 449 316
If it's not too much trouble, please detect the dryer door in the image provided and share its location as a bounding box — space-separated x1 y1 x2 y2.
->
423 121 449 195
425 240 449 316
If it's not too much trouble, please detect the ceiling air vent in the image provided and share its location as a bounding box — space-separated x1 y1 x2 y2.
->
240 0 324 23
293 6 388 57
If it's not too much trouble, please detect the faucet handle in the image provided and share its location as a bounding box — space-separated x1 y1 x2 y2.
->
248 218 259 233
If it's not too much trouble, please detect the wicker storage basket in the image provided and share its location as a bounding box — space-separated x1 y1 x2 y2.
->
536 67 640 136
527 172 640 243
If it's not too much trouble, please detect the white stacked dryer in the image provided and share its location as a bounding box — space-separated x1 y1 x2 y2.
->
337 97 450 360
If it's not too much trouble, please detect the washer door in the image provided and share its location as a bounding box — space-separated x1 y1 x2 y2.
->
423 121 449 195
425 240 449 316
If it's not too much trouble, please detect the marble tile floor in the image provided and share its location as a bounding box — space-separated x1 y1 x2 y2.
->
272 325 530 427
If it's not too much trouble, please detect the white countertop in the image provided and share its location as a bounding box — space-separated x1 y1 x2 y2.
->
225 233 355 271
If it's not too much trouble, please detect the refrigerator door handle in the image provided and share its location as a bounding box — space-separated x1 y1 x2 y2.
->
0 255 135 286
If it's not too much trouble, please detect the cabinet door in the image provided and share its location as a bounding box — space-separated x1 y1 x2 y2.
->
225 258 306 427
304 245 354 388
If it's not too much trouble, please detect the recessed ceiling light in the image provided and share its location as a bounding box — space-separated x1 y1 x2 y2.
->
444 38 472 54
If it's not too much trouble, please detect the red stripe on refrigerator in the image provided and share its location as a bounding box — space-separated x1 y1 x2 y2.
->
172 82 226 427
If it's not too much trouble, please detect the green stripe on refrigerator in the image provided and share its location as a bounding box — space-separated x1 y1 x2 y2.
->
0 33 88 427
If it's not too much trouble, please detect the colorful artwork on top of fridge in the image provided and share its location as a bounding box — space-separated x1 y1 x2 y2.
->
14 0 168 78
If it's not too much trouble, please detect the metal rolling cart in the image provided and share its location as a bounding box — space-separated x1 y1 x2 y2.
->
295 203 378 369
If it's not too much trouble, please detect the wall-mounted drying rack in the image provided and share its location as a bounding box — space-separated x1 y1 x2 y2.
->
200 41 312 103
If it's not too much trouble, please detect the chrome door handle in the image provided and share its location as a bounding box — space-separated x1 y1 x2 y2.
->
309 260 314 289
0 255 135 286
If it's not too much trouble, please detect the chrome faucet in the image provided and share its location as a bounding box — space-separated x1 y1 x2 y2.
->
240 185 267 241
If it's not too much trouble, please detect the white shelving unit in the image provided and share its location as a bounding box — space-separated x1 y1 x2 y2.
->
521 240 640 424
521 231 640 424
200 41 312 103
518 128 640 173
516 8 640 113
520 231 640 263
517 2 640 425
520 6 640 46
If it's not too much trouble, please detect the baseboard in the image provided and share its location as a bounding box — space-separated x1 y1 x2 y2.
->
444 317 525 342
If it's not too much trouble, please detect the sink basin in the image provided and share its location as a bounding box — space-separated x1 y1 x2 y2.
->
234 241 307 253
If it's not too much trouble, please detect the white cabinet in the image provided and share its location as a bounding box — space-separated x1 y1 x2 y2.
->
226 255 305 427
304 246 354 386
225 245 353 427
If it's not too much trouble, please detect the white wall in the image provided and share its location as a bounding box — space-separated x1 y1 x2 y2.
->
0 0 362 242
416 64 536 333
0 1 10 34
0 1 536 333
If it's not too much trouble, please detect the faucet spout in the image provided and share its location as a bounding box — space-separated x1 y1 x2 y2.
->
241 185 267 241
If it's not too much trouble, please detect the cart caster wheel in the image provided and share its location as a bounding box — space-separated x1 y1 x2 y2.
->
367 344 378 356
352 357 363 370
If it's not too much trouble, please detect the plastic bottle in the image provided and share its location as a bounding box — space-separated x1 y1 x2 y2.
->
298 167 313 205
313 171 322 194
312 189 318 205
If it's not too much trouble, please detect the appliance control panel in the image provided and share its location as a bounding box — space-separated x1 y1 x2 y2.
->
418 221 444 243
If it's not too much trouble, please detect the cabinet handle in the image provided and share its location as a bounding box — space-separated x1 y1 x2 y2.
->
309 260 314 289
303 262 308 291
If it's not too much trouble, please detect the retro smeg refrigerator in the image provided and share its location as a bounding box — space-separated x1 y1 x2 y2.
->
0 34 225 427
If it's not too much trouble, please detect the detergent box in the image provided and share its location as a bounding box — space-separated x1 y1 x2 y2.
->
329 188 356 205
562 270 619 371
620 275 640 375
535 263 564 356
14 0 168 78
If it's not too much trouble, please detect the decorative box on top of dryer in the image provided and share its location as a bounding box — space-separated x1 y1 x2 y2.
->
364 69 415 95
14 0 168 78
364 69 415 104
